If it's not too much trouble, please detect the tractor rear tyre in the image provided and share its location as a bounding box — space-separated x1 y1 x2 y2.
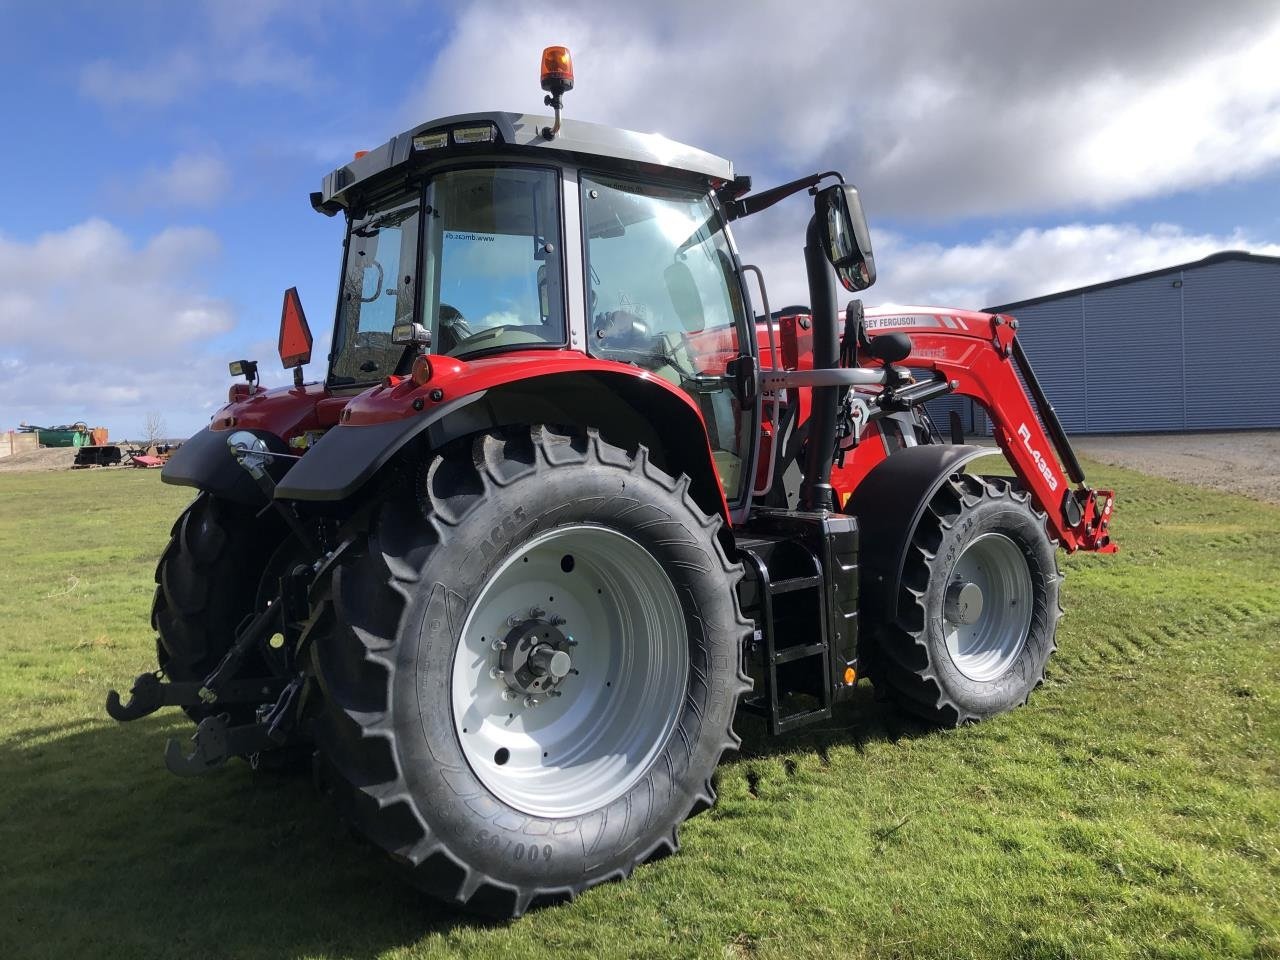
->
871 474 1062 726
308 425 751 917
151 492 284 723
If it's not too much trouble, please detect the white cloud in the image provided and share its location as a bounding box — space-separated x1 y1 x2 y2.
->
112 153 231 209
0 220 239 437
405 0 1280 220
79 51 205 107
731 212 1280 313
877 225 1280 309
77 0 324 109
80 44 318 107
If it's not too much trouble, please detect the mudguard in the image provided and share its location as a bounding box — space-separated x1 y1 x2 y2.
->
274 392 487 502
273 370 732 525
844 443 991 623
162 427 291 505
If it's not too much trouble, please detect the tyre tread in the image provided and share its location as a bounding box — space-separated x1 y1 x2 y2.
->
308 425 751 917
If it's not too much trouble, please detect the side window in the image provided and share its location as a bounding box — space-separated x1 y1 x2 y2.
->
581 175 744 377
581 174 754 502
330 197 420 383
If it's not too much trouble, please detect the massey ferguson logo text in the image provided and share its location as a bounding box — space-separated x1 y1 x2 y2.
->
1018 423 1059 492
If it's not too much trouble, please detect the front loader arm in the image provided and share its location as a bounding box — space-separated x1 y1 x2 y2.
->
863 309 1116 553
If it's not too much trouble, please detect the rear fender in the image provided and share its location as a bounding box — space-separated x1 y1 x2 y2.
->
274 370 731 525
844 443 989 624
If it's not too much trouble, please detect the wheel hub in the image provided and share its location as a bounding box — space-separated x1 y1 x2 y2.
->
942 532 1034 682
944 581 984 625
495 616 576 701
450 524 689 818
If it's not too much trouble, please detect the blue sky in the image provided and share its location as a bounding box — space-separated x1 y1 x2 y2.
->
2 0 1278 437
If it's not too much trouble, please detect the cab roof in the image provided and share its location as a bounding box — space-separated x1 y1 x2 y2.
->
315 111 735 212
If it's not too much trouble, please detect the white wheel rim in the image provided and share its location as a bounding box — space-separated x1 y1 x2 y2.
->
943 532 1034 682
451 525 688 818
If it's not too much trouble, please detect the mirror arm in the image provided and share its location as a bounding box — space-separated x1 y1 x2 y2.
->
724 170 844 221
799 213 841 512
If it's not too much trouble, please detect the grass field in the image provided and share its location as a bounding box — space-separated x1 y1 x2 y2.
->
0 464 1276 960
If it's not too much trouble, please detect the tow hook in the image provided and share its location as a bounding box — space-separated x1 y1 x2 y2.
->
106 672 287 722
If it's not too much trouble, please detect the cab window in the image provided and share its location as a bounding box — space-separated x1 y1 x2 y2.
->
581 173 753 501
420 167 565 358
330 196 420 384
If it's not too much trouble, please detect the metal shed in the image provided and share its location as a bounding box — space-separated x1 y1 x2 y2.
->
931 251 1280 436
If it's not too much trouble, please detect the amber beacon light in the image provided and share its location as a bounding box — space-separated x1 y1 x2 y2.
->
540 46 574 93
540 45 573 139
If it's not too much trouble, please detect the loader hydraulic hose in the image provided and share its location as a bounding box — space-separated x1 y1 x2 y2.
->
800 214 840 511
1010 337 1086 486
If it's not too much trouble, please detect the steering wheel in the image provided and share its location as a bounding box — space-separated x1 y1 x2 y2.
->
437 304 476 354
593 309 651 348
444 324 520 356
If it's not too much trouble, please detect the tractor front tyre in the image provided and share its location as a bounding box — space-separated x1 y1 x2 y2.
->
308 426 751 917
151 492 283 723
872 474 1062 726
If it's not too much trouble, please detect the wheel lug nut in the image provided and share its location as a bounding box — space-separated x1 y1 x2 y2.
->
501 689 516 701
489 667 504 680
506 615 522 627
523 695 538 708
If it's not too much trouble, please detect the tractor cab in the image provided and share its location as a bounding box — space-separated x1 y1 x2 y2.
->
318 131 761 499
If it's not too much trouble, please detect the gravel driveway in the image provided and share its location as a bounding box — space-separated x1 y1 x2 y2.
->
1072 431 1280 506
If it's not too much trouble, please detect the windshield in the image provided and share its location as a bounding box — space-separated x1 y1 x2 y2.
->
421 167 566 357
581 174 753 500
330 196 420 384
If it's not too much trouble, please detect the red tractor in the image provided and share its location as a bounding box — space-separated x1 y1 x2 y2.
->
107 47 1115 917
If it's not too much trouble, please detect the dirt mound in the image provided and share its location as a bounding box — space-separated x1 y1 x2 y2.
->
0 447 79 473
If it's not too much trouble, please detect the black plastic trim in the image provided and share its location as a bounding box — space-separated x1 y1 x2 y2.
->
273 392 485 502
845 444 989 623
161 427 289 505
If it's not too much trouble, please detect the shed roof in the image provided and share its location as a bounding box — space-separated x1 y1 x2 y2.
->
985 250 1280 313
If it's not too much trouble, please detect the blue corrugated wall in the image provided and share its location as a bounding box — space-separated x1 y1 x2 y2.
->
972 258 1279 434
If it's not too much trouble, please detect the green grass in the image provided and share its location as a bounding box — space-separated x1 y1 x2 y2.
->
0 464 1276 960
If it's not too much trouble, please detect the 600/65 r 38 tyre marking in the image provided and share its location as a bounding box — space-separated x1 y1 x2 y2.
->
308 425 752 918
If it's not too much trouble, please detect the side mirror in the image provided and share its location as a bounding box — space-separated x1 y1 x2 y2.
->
817 184 876 292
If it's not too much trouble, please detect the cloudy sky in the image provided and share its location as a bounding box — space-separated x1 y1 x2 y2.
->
3 0 1279 437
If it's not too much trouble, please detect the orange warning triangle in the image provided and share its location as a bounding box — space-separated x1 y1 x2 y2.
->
278 286 313 369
